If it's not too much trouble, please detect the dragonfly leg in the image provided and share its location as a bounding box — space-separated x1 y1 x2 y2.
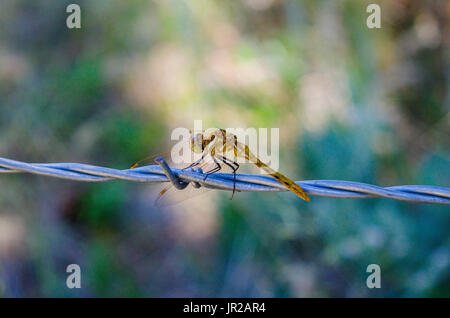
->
182 152 206 170
191 167 203 188
217 155 239 199
203 156 221 181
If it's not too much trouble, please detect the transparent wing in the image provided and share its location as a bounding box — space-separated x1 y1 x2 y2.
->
155 182 210 207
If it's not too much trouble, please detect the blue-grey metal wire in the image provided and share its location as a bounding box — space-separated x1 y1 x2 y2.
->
0 157 449 205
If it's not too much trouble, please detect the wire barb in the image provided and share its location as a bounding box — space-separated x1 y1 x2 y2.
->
0 157 449 205
154 156 189 190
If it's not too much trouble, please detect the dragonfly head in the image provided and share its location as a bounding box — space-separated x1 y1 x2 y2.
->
191 133 207 153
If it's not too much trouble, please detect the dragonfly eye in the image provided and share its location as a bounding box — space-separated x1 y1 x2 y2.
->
191 133 204 153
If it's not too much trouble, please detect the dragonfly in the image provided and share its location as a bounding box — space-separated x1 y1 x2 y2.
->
131 128 310 204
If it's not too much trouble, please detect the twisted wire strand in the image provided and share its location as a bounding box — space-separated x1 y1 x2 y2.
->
0 157 449 205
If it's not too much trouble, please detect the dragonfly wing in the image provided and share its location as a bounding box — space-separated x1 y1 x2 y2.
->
130 150 172 169
155 183 212 207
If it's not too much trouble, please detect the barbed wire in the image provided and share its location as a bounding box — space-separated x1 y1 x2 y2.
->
0 157 449 205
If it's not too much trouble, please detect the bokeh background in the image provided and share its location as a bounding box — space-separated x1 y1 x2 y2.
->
0 0 448 297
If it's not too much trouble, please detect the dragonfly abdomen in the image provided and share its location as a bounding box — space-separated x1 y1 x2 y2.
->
269 172 310 201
